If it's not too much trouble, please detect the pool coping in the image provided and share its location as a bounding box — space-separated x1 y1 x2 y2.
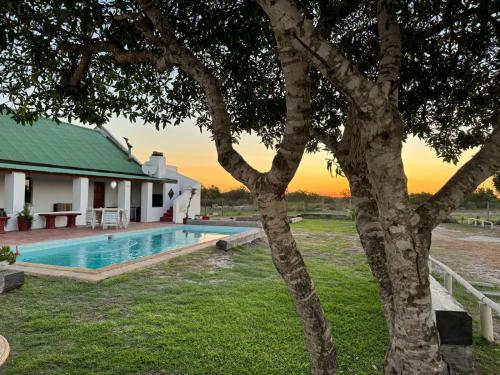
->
9 227 264 283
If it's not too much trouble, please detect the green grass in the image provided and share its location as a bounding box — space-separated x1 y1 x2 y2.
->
0 220 496 374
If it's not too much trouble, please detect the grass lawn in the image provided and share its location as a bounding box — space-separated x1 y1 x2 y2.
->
0 220 496 374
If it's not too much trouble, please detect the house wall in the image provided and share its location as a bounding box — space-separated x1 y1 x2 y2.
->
131 183 141 207
165 167 201 223
88 180 118 208
0 173 5 209
105 184 118 208
31 175 74 229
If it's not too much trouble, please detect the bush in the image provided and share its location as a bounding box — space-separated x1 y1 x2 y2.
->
0 246 16 265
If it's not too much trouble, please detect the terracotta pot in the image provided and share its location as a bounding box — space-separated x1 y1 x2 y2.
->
17 217 32 232
202 216 209 220
0 217 9 234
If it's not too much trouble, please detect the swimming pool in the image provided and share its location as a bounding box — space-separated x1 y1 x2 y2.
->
18 225 251 270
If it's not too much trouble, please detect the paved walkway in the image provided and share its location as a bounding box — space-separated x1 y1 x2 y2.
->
0 222 174 246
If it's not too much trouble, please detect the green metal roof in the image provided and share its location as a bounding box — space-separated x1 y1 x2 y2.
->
0 114 176 182
0 162 175 182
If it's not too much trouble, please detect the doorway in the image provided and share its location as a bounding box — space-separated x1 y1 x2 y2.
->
93 182 105 208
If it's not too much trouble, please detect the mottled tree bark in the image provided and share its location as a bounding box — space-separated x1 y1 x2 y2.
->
360 110 448 375
135 2 338 373
256 2 448 373
257 190 337 374
319 109 394 331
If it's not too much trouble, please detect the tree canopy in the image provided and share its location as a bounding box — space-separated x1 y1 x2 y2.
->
0 0 497 162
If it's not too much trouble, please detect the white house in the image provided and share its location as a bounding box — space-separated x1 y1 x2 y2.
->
0 114 201 231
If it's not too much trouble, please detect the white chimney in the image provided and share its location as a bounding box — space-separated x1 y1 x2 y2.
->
142 151 167 178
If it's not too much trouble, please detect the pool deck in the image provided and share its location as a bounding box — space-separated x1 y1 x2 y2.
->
0 222 175 246
0 223 264 283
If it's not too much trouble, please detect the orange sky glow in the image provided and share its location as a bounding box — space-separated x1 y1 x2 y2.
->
102 117 492 197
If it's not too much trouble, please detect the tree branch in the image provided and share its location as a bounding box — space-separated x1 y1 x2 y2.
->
136 0 262 190
68 52 92 88
416 124 500 230
376 0 401 103
266 32 312 190
256 0 386 114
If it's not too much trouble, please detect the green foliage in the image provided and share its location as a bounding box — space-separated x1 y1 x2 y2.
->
17 203 33 223
203 186 253 206
409 192 433 207
0 0 496 163
465 188 499 203
0 245 16 264
201 185 222 201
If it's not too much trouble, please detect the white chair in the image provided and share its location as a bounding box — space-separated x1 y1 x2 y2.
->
102 210 120 230
86 210 96 229
120 210 129 229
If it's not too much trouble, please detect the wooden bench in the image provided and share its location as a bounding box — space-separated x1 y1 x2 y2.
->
38 211 81 229
430 276 472 372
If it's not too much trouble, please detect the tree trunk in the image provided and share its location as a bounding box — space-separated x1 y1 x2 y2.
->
361 110 448 375
333 108 394 331
257 191 337 375
349 171 394 331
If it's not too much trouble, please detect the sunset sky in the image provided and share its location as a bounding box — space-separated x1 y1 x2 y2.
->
102 116 491 197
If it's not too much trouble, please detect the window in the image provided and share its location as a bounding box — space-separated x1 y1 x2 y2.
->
25 177 33 204
152 194 163 207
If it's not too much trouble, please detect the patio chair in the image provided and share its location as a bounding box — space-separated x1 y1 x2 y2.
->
121 210 129 229
102 210 120 230
86 210 96 229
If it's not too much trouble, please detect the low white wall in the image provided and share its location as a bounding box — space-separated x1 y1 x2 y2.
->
166 168 201 222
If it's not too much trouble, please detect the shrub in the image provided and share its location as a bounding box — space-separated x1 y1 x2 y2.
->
0 246 16 265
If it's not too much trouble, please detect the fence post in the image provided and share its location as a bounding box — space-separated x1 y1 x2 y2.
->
444 273 453 295
479 303 494 342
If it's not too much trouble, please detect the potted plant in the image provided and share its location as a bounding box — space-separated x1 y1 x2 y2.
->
183 187 198 224
17 204 34 231
0 209 9 234
0 246 16 270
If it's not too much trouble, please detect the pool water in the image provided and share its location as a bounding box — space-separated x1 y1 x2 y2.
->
18 225 250 270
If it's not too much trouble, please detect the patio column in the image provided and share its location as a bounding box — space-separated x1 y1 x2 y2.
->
72 177 89 226
140 182 153 222
118 180 131 218
5 172 25 231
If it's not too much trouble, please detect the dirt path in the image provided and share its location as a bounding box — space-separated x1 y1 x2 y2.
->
431 224 500 285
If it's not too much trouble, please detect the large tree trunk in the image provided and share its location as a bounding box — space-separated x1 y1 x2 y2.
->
349 170 394 331
333 108 394 331
361 109 448 375
257 191 337 375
